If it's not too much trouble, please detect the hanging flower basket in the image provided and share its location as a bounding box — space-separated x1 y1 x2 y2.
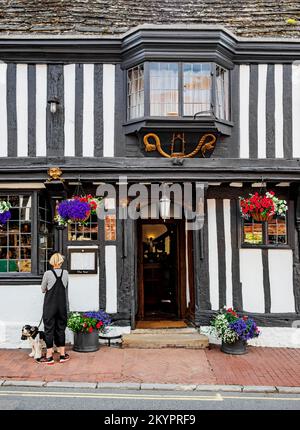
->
55 198 91 226
0 200 11 226
54 195 103 227
74 194 103 215
251 213 273 222
240 191 288 221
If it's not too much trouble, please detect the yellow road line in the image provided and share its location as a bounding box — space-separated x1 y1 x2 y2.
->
0 390 222 402
0 390 299 402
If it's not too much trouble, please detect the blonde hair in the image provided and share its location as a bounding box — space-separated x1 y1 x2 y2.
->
49 252 64 267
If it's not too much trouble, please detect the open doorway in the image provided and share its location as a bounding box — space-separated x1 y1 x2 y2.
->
137 219 187 322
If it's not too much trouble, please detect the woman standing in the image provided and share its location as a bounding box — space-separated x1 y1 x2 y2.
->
40 252 70 365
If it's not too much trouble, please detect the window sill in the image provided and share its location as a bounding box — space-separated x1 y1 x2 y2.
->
0 274 43 285
123 117 233 136
241 245 291 250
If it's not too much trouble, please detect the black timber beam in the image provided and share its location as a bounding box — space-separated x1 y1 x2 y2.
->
1 26 300 64
1 157 300 181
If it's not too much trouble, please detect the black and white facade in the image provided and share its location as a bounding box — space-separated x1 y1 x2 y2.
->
0 25 300 348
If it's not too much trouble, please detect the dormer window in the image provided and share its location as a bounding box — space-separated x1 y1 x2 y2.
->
127 62 230 122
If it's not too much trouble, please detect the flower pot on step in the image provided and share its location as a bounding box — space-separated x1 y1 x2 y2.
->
221 339 247 355
73 329 100 352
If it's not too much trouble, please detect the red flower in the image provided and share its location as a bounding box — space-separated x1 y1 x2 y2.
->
88 326 93 333
96 321 103 329
83 322 87 328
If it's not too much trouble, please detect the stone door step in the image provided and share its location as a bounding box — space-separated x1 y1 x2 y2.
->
122 330 209 349
133 328 198 334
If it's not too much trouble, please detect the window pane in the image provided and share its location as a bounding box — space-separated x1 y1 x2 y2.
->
150 62 179 116
183 63 212 116
0 194 32 273
127 64 144 120
243 221 263 245
268 217 287 245
215 66 230 120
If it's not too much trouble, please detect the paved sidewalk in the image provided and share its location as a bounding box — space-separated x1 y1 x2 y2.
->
0 345 299 387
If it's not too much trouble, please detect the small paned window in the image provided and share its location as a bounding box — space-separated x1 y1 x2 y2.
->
127 64 144 120
215 66 230 121
68 214 98 241
242 216 287 246
0 194 32 273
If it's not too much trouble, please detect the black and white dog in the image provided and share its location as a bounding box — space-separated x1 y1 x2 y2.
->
21 325 46 361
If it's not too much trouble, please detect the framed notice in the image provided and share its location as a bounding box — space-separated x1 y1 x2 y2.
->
105 214 116 241
68 248 98 274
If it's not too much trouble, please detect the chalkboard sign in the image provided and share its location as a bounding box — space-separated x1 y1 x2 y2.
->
68 248 98 274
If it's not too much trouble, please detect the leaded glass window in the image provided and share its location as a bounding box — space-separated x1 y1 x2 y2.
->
150 62 179 116
68 214 98 241
127 64 144 120
0 194 32 273
242 216 287 246
183 63 212 116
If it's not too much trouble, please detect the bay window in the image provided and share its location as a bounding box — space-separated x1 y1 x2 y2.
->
127 62 230 121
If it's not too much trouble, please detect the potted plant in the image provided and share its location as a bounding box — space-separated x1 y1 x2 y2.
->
210 307 260 355
240 191 288 222
0 200 11 226
67 310 111 352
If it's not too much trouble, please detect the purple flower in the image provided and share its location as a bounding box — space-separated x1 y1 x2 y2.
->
83 310 111 326
57 199 90 222
229 318 259 341
0 210 11 225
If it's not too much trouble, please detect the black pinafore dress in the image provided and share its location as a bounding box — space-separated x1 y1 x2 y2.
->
42 269 67 349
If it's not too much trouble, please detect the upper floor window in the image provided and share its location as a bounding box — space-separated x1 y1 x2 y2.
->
127 62 230 121
127 64 144 119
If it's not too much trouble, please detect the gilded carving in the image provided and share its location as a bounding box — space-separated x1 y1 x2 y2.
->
47 167 64 181
143 132 217 158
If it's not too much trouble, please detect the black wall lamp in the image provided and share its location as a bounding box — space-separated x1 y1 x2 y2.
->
48 96 60 114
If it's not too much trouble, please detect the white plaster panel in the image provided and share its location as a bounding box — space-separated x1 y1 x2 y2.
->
240 249 265 313
207 199 219 310
268 249 295 313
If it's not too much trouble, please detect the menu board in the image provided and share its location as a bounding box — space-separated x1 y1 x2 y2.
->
68 248 98 274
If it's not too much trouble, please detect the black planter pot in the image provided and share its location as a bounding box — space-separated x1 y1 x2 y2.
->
221 339 247 355
73 330 100 352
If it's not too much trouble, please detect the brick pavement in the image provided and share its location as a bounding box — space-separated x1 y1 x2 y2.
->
0 345 300 387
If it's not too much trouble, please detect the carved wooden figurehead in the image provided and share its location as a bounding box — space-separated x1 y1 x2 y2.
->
47 167 64 182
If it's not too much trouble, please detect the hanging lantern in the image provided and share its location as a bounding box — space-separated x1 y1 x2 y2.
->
159 190 171 221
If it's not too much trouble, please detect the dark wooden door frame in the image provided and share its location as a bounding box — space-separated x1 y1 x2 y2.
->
136 218 187 321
